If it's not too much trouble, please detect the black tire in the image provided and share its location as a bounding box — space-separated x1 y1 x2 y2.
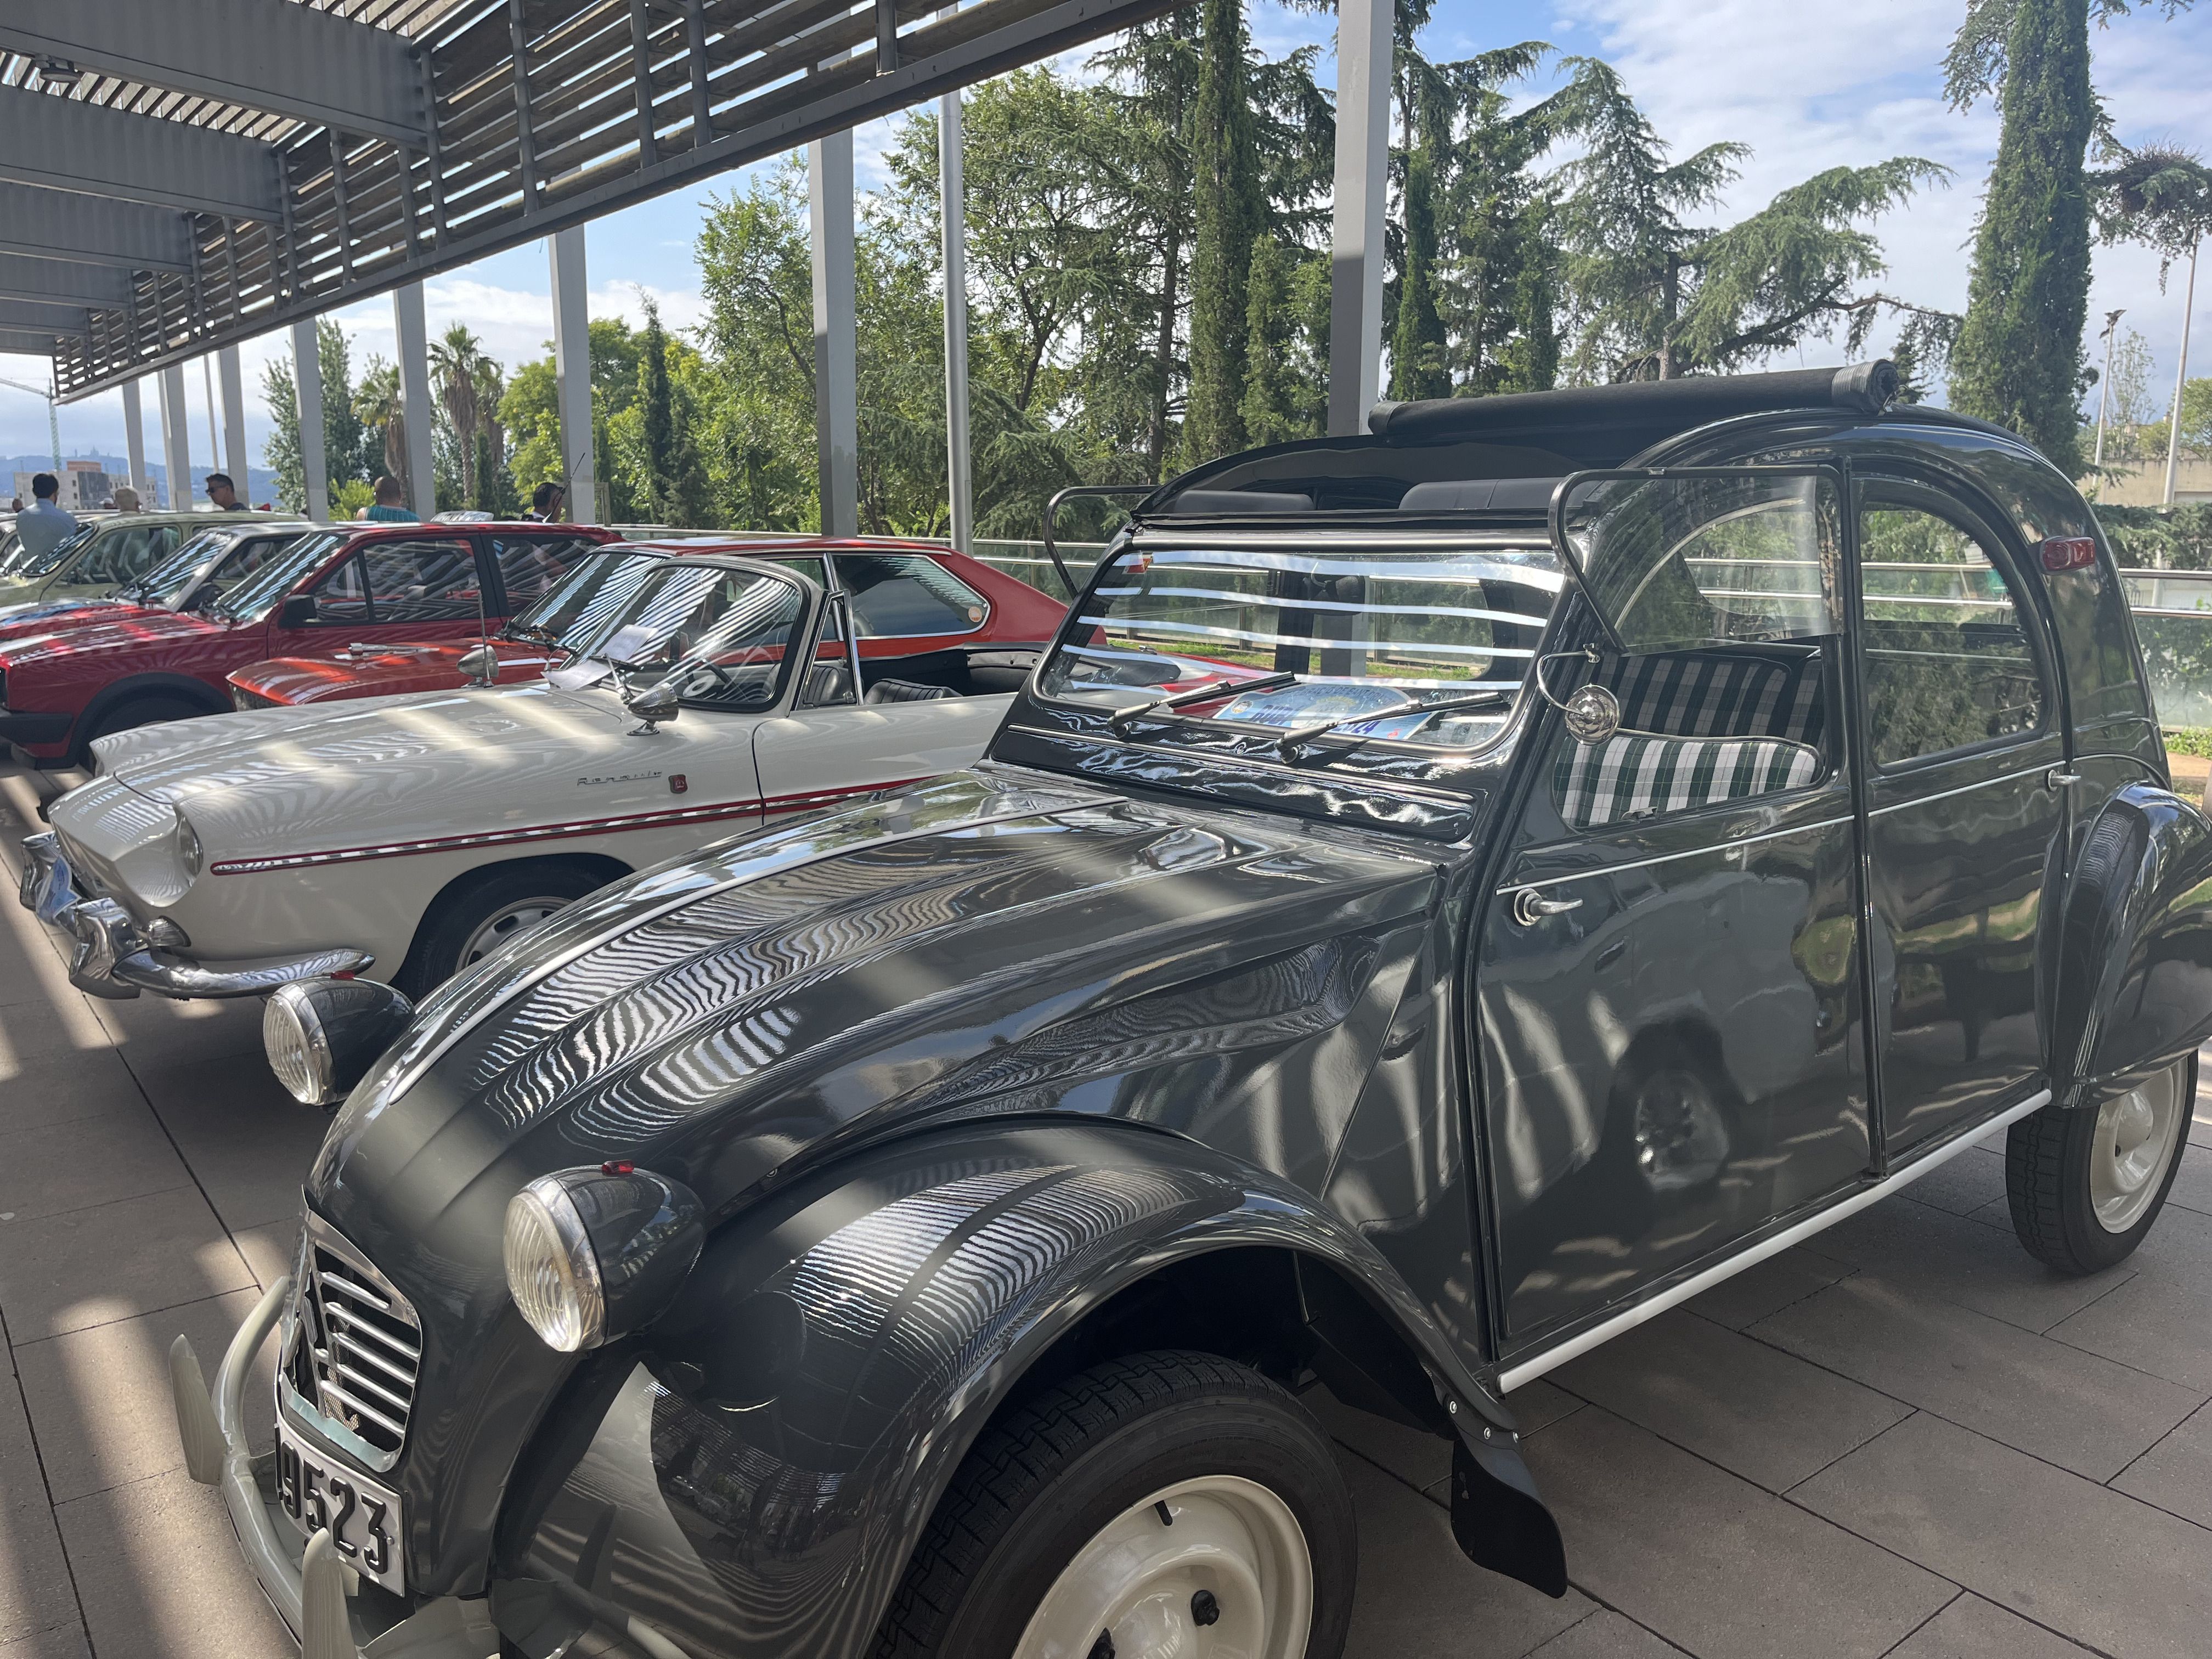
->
396 862 606 997
2007 1054 2195 1274
82 695 210 761
876 1351 1357 1659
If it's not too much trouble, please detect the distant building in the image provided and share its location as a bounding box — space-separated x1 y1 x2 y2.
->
2085 460 2212 507
14 464 113 512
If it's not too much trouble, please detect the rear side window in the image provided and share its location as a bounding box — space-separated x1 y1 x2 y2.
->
489 535 602 613
311 540 484 625
78 524 179 585
1858 494 2047 765
834 553 988 637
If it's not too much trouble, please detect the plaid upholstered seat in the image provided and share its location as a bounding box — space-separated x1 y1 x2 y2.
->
1556 733 1823 830
1553 648 1829 830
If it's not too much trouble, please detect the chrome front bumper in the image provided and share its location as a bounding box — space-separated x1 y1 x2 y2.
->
17 831 371 1000
170 1281 501 1659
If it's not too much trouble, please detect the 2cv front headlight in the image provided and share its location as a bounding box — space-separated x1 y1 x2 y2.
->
504 1165 705 1352
263 977 415 1107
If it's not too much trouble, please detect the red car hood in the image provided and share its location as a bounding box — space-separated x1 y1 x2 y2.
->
0 599 157 645
0 606 225 669
232 637 560 705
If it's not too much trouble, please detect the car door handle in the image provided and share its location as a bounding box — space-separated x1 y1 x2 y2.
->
1511 890 1583 926
2046 769 2081 790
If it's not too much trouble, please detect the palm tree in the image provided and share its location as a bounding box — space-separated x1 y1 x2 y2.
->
429 324 493 505
352 359 408 504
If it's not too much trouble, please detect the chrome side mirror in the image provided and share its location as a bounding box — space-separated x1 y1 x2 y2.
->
458 641 500 687
624 679 681 735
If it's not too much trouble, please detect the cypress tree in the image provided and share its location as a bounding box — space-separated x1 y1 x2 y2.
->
1391 137 1451 399
1242 236 1297 446
1183 0 1262 465
1949 0 2095 474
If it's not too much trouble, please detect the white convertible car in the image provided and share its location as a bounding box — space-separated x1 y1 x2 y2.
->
21 553 1024 1002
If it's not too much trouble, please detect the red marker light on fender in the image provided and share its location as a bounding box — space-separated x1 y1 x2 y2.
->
2042 537 2097 572
601 1160 634 1176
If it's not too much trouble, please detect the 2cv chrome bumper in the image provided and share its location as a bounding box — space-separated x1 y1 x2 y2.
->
17 831 371 1000
169 1281 502 1659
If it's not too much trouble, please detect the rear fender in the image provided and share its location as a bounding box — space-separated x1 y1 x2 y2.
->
494 1119 1562 1659
2050 782 2212 1105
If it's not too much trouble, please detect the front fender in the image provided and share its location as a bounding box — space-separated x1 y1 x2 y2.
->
492 1119 1561 1659
2051 782 2212 1105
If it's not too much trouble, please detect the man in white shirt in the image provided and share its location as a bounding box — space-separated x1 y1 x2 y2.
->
14 473 78 562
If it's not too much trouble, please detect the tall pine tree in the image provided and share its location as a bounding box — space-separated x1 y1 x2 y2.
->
1948 0 2095 472
1183 0 1263 465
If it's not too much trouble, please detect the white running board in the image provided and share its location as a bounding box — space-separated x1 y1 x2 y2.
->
1498 1091 2050 1392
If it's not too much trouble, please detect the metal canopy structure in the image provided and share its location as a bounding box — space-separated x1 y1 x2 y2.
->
1 0 1180 401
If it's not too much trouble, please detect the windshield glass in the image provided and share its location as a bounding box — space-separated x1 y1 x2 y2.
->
590 563 808 713
147 529 307 610
212 530 348 622
1036 539 1563 749
123 531 230 600
8 521 97 580
508 549 663 648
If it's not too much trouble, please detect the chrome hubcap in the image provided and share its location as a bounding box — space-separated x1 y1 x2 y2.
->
2091 1063 2186 1233
1015 1476 1313 1659
458 897 570 969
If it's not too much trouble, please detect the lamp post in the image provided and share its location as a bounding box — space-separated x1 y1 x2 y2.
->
2092 307 2125 495
0 374 62 472
2164 237 2199 509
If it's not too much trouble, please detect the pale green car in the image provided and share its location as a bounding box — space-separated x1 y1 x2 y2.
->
0 510 263 613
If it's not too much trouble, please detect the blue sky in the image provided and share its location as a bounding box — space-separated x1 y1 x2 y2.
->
7 0 2211 467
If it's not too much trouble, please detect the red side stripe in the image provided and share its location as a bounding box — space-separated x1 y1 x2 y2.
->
207 776 931 875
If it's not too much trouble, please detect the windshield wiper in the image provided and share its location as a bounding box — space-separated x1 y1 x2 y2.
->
1107 670 1300 732
1275 689 1514 760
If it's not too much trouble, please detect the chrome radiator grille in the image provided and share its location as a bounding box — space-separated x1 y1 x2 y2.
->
284 1232 421 1464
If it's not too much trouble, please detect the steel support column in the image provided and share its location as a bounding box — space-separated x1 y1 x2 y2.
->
157 363 191 509
218 346 249 492
1328 0 1391 437
810 132 858 538
121 378 147 498
550 228 597 523
940 91 973 554
394 281 435 516
292 319 329 521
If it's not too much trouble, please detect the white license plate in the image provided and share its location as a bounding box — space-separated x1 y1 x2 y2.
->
274 1418 404 1594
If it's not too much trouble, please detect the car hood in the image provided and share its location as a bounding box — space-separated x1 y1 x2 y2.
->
309 766 1439 1279
0 595 139 639
0 605 223 670
236 639 559 705
76 680 644 855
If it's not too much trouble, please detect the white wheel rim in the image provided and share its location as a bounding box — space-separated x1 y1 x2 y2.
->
2091 1063 2186 1233
1015 1475 1313 1659
459 897 571 968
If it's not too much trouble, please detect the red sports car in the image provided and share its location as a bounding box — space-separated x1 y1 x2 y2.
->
227 538 1068 708
0 521 618 764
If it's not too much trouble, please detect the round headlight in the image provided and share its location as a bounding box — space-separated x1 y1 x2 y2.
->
262 985 330 1105
505 1177 605 1352
262 978 415 1107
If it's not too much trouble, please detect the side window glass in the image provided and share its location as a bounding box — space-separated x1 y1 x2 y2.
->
1858 499 2046 766
126 527 180 579
490 535 599 614
362 540 484 624
834 553 987 637
311 554 371 625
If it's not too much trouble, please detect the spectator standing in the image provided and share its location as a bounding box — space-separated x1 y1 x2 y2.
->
204 473 244 511
111 486 141 511
363 476 420 523
15 473 79 562
522 481 566 522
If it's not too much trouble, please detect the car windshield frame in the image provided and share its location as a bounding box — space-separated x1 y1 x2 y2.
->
6 520 98 580
208 529 351 623
580 558 816 714
1032 527 1566 765
505 547 667 651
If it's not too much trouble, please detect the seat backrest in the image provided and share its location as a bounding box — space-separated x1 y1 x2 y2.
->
1165 489 1314 515
1555 733 1822 831
802 662 853 706
1605 651 1824 749
865 677 958 704
1397 477 1561 512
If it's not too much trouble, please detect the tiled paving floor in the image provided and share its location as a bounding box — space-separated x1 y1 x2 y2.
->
1 754 2208 1659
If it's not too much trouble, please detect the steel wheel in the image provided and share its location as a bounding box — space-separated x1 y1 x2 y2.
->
1015 1476 1313 1659
458 896 571 968
2091 1064 2186 1233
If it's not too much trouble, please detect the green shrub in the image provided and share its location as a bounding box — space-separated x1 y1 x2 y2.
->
2095 504 2212 571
